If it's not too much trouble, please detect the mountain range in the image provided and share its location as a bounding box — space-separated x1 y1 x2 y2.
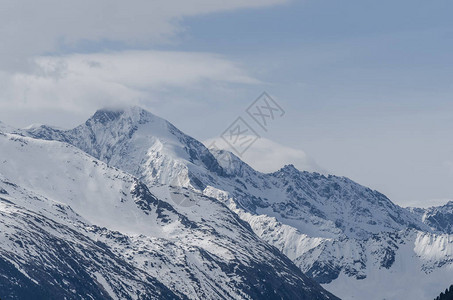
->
1 106 453 299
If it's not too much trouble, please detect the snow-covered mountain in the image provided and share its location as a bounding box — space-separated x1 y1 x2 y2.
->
208 151 429 240
410 202 453 234
23 107 223 191
5 106 453 299
0 131 338 299
20 107 428 239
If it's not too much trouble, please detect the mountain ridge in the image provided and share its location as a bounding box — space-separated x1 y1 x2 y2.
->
2 106 453 299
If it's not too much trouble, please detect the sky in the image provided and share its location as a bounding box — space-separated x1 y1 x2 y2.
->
0 0 453 208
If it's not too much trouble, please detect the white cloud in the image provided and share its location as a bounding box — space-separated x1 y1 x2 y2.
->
0 0 285 126
205 136 326 174
0 51 259 119
0 0 287 71
0 50 260 129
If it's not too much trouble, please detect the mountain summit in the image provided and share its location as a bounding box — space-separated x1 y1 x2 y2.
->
26 106 223 190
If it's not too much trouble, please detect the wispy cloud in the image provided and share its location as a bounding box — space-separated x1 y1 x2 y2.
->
0 51 259 116
0 0 288 71
0 0 283 127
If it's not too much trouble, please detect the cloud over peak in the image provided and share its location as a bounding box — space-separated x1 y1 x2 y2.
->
0 51 259 121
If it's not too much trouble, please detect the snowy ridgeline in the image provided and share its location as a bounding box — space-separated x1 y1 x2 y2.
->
1 106 453 300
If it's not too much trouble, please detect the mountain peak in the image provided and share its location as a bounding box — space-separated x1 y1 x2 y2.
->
279 164 299 173
90 108 124 125
21 105 224 188
89 106 159 126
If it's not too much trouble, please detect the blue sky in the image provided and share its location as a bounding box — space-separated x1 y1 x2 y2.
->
0 0 452 207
